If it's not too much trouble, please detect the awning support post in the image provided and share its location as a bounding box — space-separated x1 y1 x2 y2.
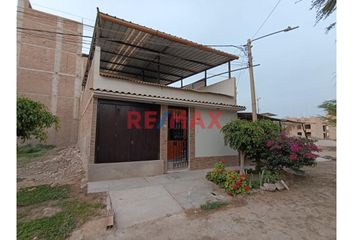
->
204 70 207 86
157 55 161 84
228 61 231 78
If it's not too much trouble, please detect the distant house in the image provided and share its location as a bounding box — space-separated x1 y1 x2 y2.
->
17 2 247 181
284 117 336 140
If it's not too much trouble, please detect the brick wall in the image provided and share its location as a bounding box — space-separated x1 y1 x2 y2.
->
17 0 84 146
190 155 239 170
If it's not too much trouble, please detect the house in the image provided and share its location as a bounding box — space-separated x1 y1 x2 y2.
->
17 0 247 181
284 117 336 140
77 11 246 181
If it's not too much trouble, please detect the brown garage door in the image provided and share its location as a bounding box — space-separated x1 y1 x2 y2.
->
95 99 160 163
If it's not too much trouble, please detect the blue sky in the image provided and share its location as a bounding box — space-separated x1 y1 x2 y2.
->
28 0 336 118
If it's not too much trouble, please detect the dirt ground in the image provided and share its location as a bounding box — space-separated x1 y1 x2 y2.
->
17 146 86 189
103 161 336 240
17 145 108 240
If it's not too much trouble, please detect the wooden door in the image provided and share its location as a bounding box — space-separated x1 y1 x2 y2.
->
95 99 160 163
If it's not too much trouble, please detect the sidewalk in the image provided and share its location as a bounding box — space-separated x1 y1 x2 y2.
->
88 168 235 228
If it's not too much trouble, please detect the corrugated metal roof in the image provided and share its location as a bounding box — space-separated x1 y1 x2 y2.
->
91 88 246 111
83 11 239 86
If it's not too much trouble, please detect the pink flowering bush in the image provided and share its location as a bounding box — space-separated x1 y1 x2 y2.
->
262 133 320 171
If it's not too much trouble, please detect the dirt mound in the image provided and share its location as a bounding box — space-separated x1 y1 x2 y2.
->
17 146 85 189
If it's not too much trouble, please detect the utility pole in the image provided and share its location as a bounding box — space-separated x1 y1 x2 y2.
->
247 39 257 121
245 26 299 122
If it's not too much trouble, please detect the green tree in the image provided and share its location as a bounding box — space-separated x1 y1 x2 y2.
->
221 120 280 173
318 99 336 125
311 0 336 32
17 97 60 143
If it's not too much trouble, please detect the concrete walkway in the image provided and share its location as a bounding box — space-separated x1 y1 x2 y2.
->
88 169 232 228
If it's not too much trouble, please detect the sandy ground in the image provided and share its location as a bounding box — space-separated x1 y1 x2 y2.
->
102 161 336 240
17 146 86 189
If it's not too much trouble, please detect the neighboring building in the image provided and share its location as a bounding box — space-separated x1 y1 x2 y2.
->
285 117 336 140
77 12 245 181
17 0 85 146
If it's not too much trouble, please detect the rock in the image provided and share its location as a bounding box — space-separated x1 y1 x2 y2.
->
275 181 285 191
263 183 276 192
281 180 290 191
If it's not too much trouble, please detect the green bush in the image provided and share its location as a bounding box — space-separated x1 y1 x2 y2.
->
261 170 281 184
17 97 59 143
206 161 226 186
221 119 280 171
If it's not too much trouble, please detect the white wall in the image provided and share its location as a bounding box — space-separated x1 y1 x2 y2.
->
199 77 236 98
195 108 238 157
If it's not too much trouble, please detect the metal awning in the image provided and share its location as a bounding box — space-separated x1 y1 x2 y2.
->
83 11 239 86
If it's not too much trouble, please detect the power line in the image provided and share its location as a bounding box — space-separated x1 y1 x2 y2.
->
17 4 95 23
17 8 239 53
252 0 282 39
17 9 95 29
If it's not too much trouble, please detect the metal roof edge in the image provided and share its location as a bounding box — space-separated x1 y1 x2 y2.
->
98 11 239 60
91 88 246 111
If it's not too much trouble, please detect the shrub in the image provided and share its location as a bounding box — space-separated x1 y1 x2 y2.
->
206 161 226 186
262 133 319 171
224 170 252 196
221 119 280 172
17 97 59 143
261 170 281 184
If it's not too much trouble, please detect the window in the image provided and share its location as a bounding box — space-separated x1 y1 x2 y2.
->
305 124 311 129
323 125 328 131
305 132 311 137
297 125 302 130
297 132 302 136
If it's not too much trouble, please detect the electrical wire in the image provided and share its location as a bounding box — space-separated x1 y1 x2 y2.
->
17 3 249 84
17 8 240 53
252 0 282 39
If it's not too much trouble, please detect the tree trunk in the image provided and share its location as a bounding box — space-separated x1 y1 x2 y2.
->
239 150 245 174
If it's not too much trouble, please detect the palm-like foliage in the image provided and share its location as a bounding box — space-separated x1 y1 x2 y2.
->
318 99 336 125
311 0 336 32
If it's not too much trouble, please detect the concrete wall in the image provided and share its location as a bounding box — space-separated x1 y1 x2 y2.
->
199 77 236 98
88 160 164 181
195 108 238 157
17 0 84 146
